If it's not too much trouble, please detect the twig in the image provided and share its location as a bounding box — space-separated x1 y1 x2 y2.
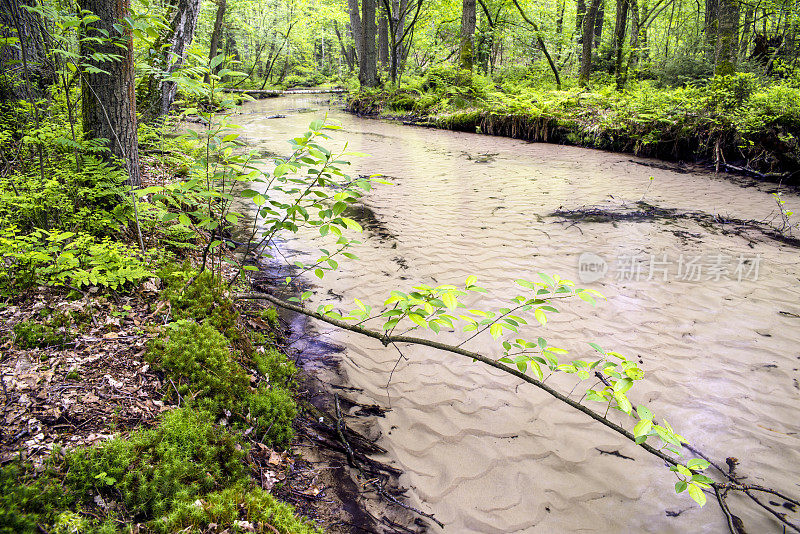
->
714 485 737 534
334 394 358 469
365 479 445 529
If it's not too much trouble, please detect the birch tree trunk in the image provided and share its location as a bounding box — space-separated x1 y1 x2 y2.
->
158 0 200 116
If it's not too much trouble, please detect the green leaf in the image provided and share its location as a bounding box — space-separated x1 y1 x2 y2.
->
687 483 707 506
515 279 535 289
441 292 457 310
339 217 362 232
633 419 652 438
534 308 547 325
465 275 477 287
489 323 503 339
686 459 710 471
636 405 653 421
314 268 324 279
613 391 632 414
613 377 633 394
675 480 687 494
529 360 544 380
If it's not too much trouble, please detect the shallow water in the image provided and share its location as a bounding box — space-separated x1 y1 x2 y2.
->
235 95 800 533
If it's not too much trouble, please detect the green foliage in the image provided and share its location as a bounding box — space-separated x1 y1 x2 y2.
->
12 320 70 349
0 227 150 295
0 156 132 235
708 73 759 111
656 55 714 87
161 485 321 533
63 408 247 519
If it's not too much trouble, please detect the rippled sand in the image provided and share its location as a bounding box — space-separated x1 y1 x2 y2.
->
235 96 800 533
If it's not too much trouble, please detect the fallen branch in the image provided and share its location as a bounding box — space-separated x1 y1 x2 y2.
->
235 290 800 532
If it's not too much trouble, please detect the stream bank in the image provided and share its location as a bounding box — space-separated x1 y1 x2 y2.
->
344 79 800 182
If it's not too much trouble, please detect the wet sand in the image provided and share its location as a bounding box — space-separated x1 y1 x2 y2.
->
235 95 800 533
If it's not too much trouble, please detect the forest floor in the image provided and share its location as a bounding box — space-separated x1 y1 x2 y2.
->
0 152 423 533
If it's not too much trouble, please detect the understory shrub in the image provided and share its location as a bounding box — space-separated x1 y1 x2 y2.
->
0 226 151 296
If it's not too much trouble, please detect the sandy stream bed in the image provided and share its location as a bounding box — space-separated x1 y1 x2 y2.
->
234 95 800 533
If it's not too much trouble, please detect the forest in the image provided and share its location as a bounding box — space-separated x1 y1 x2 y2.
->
0 0 799 531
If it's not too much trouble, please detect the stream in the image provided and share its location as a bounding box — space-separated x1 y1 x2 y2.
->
234 95 800 533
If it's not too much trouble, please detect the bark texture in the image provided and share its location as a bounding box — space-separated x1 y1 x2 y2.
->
460 0 476 69
714 0 739 74
0 0 52 101
579 0 602 84
613 0 629 89
80 0 141 186
358 0 378 86
158 0 200 116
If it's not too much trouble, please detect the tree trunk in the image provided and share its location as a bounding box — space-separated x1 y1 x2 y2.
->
613 0 629 90
378 8 389 68
626 0 639 76
714 0 738 74
576 0 586 61
388 0 408 83
158 0 200 116
739 5 753 59
0 0 52 101
556 0 565 57
208 0 227 74
79 0 140 186
334 21 355 71
580 0 602 85
593 0 605 48
704 0 719 61
359 0 378 86
460 0 476 70
348 0 363 63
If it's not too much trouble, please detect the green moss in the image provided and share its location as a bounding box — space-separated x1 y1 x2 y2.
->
250 347 297 390
147 320 250 413
249 385 297 446
162 485 321 534
0 459 65 534
63 408 247 519
13 320 70 350
147 320 296 447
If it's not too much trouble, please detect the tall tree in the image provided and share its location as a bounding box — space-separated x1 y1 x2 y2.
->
79 0 141 186
704 0 719 61
714 0 738 73
460 0 476 69
378 6 389 68
612 0 629 89
580 0 602 84
0 0 52 101
156 0 201 117
207 0 227 76
359 0 378 86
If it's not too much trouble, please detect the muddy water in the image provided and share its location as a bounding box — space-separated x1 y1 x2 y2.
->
235 95 800 533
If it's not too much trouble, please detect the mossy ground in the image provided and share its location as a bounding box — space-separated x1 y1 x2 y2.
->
0 269 314 533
